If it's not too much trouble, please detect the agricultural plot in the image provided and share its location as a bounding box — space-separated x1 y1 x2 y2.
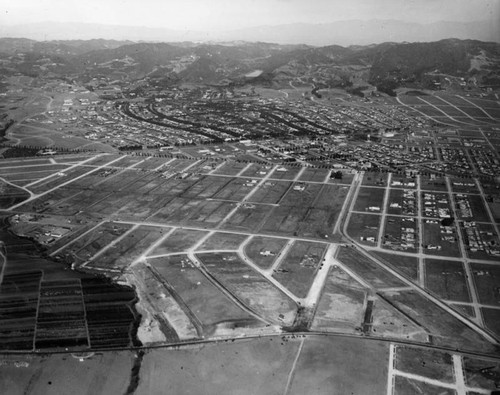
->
424 259 470 302
197 232 249 251
353 186 385 212
346 212 381 244
372 251 419 281
272 241 326 298
81 278 137 348
86 225 166 271
148 228 208 256
149 197 204 223
0 271 42 350
196 252 297 325
35 279 88 349
54 222 135 265
243 236 289 269
311 266 366 333
150 255 258 333
336 247 405 288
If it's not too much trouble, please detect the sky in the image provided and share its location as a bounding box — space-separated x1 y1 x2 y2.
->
1 0 499 31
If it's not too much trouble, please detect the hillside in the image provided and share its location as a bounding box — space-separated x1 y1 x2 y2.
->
0 37 498 92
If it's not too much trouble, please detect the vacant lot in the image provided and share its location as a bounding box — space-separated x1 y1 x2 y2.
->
395 346 454 382
336 247 405 288
136 337 300 395
150 255 257 333
471 263 500 306
372 251 418 281
288 336 389 395
87 225 165 270
197 232 249 251
272 241 327 298
346 212 381 244
353 186 385 212
0 351 134 395
196 252 297 325
311 266 366 333
244 236 289 269
148 228 208 256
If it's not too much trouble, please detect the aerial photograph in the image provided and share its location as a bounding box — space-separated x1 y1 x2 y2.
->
0 0 499 393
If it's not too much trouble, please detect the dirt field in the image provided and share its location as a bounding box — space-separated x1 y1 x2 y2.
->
288 336 389 395
196 252 297 325
272 241 327 298
311 266 367 333
136 337 300 395
197 232 249 251
149 228 208 256
244 236 289 269
424 259 470 302
0 351 134 395
395 346 454 382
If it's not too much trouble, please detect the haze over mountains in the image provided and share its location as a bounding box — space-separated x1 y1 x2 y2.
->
1 19 499 46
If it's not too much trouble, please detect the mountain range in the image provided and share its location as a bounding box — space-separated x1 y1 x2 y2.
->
1 37 499 94
1 20 499 46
